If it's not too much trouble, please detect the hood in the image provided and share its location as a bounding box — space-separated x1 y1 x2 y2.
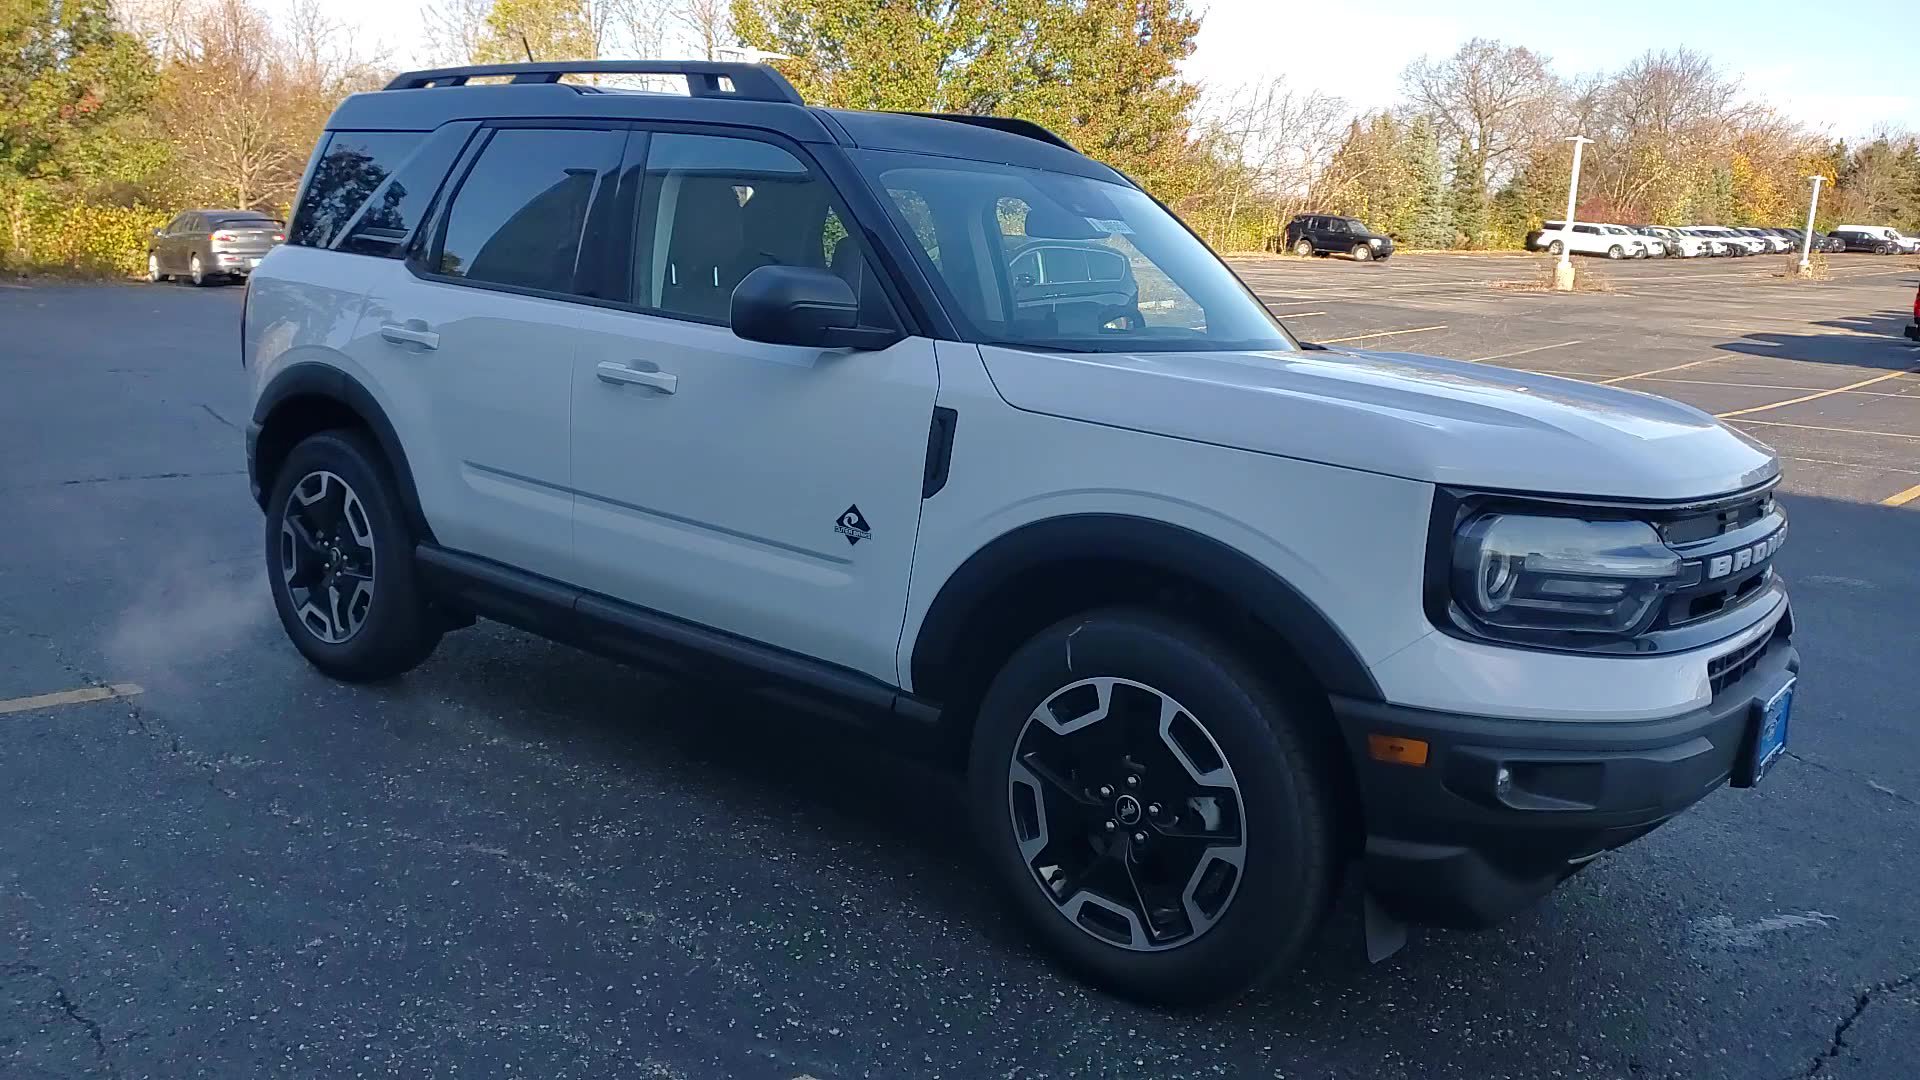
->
978 343 1778 501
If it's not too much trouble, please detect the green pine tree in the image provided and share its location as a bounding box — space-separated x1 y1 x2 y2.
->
1406 116 1451 248
1448 136 1487 249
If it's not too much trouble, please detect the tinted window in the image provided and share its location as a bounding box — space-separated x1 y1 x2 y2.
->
437 127 620 295
633 132 894 328
289 131 423 248
337 125 472 258
1574 225 1599 235
1324 218 1348 234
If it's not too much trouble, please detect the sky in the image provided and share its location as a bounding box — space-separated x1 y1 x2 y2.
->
288 0 1919 140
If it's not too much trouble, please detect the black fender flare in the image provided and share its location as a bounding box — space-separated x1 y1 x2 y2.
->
909 514 1382 702
250 361 433 541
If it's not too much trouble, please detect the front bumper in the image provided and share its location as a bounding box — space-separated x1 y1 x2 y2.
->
1331 628 1798 927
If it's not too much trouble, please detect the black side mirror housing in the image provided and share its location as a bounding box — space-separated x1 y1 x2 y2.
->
730 265 901 351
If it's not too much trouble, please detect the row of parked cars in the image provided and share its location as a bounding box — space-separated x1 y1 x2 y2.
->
1526 221 1920 259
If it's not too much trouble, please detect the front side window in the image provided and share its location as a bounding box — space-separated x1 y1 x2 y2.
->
630 132 894 328
865 150 1291 353
290 131 423 248
436 127 620 295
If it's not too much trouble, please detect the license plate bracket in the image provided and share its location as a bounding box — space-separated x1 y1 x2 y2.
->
1732 678 1793 788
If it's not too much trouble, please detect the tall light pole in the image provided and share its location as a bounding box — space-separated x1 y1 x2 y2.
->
1555 135 1593 291
1797 174 1827 276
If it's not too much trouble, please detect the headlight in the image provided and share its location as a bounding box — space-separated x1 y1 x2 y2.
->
1451 514 1684 637
1368 237 1384 246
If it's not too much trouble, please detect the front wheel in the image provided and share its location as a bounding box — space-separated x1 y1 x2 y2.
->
968 609 1337 1006
147 253 164 283
1607 245 1625 260
1292 238 1314 257
1548 240 1565 256
265 430 442 682
188 253 207 286
1351 244 1373 262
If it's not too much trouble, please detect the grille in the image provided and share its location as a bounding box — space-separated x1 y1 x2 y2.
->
1708 625 1775 697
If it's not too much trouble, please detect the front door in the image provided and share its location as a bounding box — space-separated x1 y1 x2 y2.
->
567 129 938 683
345 124 625 583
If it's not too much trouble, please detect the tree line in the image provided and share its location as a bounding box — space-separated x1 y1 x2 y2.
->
4 0 1916 276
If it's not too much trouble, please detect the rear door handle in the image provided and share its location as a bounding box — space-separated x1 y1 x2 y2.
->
379 321 439 350
596 361 677 394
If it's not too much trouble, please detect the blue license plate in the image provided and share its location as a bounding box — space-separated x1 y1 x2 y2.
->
1749 680 1793 784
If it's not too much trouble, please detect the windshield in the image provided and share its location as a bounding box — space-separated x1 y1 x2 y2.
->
859 150 1293 354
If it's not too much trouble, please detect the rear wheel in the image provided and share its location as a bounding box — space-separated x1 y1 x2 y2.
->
1292 238 1314 257
1547 240 1565 256
968 609 1337 1006
1351 244 1373 262
265 430 442 682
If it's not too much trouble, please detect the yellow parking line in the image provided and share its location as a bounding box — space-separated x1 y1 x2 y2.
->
1599 356 1731 384
1717 365 1920 418
0 683 144 716
1884 483 1920 507
1468 340 1583 363
1322 325 1447 344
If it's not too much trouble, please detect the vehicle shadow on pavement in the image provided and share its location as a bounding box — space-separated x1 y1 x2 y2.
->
1715 310 1918 367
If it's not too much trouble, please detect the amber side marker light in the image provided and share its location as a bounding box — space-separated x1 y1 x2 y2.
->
1367 734 1430 767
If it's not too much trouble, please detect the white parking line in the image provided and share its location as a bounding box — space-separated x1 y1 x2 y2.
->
1728 418 1920 441
1780 455 1920 476
1641 377 1920 398
1469 340 1583 363
1321 325 1447 345
1268 310 1327 317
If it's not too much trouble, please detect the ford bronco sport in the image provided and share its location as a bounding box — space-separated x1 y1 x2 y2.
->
243 61 1800 1005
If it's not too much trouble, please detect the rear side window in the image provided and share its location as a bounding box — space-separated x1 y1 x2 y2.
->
435 127 621 295
336 124 473 257
290 132 424 248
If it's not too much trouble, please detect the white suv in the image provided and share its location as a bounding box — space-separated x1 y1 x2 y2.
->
242 61 1801 1005
1532 221 1645 259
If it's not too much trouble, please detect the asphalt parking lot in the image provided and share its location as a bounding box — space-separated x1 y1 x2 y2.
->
3 252 1918 1080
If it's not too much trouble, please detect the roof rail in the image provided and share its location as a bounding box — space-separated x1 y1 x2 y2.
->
383 61 805 105
895 112 1077 152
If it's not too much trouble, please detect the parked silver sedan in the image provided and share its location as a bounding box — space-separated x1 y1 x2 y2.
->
146 209 284 286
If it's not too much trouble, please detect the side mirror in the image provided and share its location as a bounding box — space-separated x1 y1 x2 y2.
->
152 228 164 238
730 265 901 351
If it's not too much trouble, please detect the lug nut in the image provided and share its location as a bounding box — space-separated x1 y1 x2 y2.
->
1103 820 1116 831
1147 803 1162 817
1097 785 1113 799
1125 775 1139 788
1132 832 1147 844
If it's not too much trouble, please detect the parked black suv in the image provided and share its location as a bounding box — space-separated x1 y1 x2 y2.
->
1830 229 1898 254
1285 214 1394 261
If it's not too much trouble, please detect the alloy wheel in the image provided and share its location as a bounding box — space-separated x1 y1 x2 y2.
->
1005 677 1247 952
278 470 376 644
147 254 161 282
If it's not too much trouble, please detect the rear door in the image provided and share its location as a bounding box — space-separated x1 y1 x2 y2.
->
344 122 624 582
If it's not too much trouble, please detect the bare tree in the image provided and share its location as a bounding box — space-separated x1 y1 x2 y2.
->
1401 38 1561 186
673 0 730 60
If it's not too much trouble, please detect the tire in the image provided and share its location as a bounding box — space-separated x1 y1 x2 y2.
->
146 253 164 283
1292 238 1314 257
1606 245 1624 260
1351 244 1373 262
265 429 442 682
1547 240 1564 256
967 609 1337 1006
188 253 207 286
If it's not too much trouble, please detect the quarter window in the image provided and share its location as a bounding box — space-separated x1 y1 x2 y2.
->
436 127 620 295
289 131 423 249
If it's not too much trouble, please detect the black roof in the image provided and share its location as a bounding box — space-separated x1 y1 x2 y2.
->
332 60 1124 186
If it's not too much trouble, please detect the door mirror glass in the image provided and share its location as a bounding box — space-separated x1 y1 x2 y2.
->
731 265 900 350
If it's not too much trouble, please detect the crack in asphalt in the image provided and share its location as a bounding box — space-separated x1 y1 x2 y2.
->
197 402 238 430
3 961 112 1069
1795 969 1920 1078
1782 750 1920 808
51 468 246 488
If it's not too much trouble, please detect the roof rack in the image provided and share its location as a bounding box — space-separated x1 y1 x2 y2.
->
383 61 805 105
895 112 1077 151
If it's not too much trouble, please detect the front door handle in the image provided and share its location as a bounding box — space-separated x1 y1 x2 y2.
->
379 321 439 350
596 361 677 394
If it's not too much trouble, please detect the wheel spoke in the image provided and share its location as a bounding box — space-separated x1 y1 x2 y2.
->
1017 751 1102 809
